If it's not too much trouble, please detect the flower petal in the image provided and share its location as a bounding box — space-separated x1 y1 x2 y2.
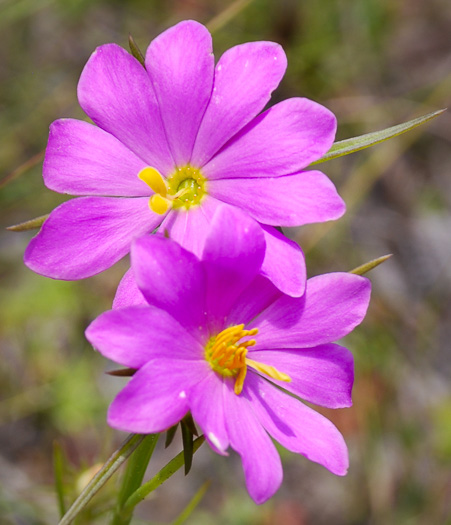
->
191 41 287 167
249 344 354 408
24 197 160 279
145 20 214 166
188 372 229 455
86 305 204 368
224 380 282 504
44 119 149 196
203 98 336 180
226 275 282 327
131 234 208 337
159 196 219 258
247 373 349 476
108 359 207 434
260 226 306 297
78 44 174 174
113 268 147 309
208 170 345 227
252 273 371 348
201 205 266 332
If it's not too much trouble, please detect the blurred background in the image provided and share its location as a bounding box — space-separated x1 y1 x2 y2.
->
1 0 450 523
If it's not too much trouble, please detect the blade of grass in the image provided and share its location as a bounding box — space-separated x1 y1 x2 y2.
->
350 254 392 275
7 214 48 231
111 434 159 525
122 436 205 516
311 109 446 165
206 0 255 33
172 480 211 525
53 441 67 518
58 434 145 525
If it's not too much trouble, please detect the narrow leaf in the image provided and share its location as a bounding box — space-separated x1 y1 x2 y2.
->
181 420 194 476
107 368 136 377
58 434 145 525
165 424 178 449
350 254 392 275
123 436 205 513
311 109 446 165
7 214 49 231
172 480 211 525
128 34 146 68
111 434 159 525
53 441 67 518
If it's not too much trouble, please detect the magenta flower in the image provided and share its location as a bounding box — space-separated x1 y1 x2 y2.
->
24 20 344 296
86 206 371 503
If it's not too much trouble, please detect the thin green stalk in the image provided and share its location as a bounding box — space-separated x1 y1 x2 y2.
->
53 441 66 518
111 434 159 525
120 436 205 518
58 434 145 525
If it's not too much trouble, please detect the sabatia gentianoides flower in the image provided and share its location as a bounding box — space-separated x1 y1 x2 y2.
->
25 19 344 297
86 206 371 503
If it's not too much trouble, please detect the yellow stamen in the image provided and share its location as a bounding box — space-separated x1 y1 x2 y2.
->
149 193 171 214
137 165 207 214
205 324 290 395
138 167 167 196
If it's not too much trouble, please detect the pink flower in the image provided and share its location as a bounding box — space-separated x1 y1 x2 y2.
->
86 206 371 503
25 20 344 297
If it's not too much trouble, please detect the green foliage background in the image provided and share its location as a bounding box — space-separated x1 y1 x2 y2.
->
1 0 450 523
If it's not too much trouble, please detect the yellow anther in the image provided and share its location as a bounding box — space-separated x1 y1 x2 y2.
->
149 194 171 214
138 167 168 196
205 324 290 395
246 359 291 383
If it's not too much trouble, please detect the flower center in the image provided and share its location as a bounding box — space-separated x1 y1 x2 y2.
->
205 324 291 395
138 165 206 214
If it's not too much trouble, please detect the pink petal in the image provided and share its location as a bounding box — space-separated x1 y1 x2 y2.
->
208 170 345 227
260 226 306 297
145 20 214 166
201 205 266 332
226 275 282 327
159 196 219 258
249 344 354 408
224 380 282 504
131 235 208 338
113 268 147 309
78 44 174 174
86 306 204 368
188 372 229 455
108 359 207 434
192 41 287 167
44 119 148 196
252 273 371 348
247 374 349 475
203 98 336 180
24 197 161 279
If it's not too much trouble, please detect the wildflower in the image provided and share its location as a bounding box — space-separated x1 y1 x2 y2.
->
25 20 344 296
86 206 371 503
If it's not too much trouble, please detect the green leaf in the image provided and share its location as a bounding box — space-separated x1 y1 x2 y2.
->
58 433 145 525
181 420 194 476
111 434 159 525
350 254 392 275
53 441 67 518
165 424 179 449
311 109 446 165
7 214 48 231
123 436 205 514
172 480 211 525
128 34 146 68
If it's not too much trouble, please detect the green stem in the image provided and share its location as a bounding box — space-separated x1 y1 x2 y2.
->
110 434 159 525
58 434 145 525
120 436 205 519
